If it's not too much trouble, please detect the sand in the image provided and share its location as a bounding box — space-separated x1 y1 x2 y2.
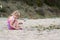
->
0 18 60 40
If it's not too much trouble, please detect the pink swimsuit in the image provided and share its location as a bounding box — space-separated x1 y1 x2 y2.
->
7 16 23 30
7 16 16 30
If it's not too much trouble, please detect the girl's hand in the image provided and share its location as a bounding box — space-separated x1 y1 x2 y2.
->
15 27 20 30
19 22 23 24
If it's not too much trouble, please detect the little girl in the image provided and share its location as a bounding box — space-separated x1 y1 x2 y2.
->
7 10 22 30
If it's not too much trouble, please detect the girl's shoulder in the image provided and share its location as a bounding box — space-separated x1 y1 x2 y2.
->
9 16 15 21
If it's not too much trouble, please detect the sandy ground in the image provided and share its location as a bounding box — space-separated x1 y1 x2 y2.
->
0 18 60 40
0 29 60 40
0 18 60 29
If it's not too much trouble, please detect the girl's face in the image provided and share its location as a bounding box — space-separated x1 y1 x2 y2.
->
14 14 19 19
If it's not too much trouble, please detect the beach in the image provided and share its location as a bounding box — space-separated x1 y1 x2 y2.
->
0 18 60 40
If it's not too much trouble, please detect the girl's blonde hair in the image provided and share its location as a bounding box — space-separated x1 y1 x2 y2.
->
11 10 20 17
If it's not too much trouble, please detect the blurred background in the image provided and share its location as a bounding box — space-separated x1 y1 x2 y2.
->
0 0 60 19
0 1 60 40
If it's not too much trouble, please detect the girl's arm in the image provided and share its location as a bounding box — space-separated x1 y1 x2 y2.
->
10 20 16 29
15 20 20 29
